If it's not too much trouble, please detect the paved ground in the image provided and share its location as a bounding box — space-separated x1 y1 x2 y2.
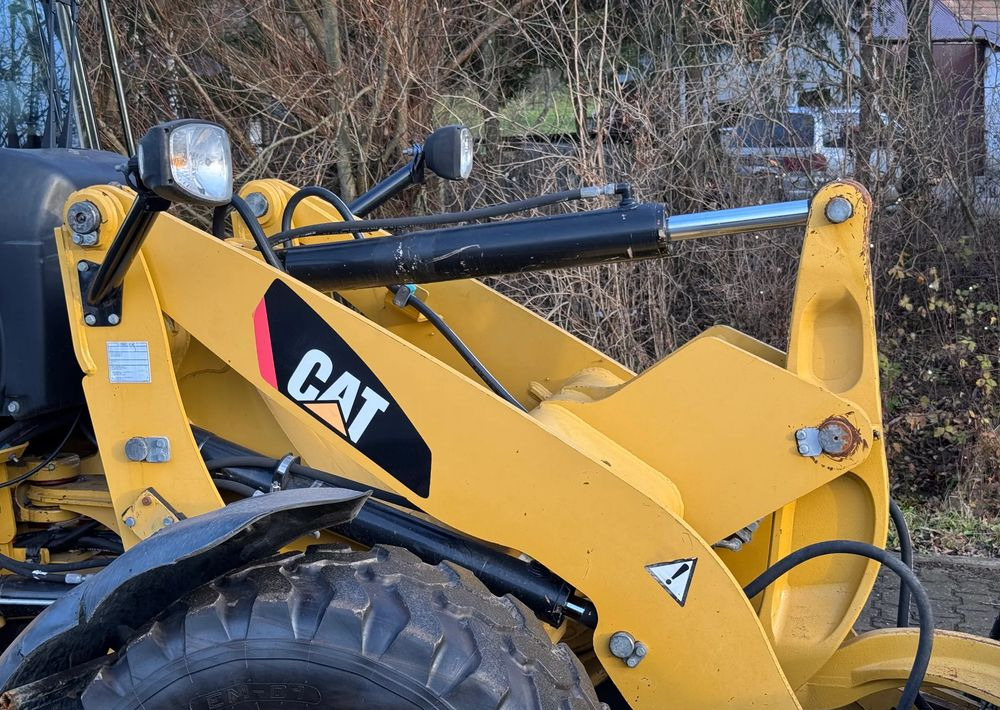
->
857 554 1000 635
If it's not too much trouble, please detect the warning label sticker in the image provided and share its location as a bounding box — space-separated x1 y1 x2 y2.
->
107 341 151 384
646 558 697 607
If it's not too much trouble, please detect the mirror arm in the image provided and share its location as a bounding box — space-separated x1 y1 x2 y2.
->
348 151 426 218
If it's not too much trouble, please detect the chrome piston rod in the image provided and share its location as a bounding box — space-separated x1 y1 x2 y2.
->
667 199 811 241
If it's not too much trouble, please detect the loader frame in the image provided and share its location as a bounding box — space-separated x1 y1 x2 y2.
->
7 178 997 708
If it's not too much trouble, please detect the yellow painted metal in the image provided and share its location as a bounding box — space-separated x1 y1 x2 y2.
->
797 629 1000 709
239 180 635 407
120 487 182 540
0 445 27 547
54 187 224 547
39 177 991 710
124 191 806 708
760 182 890 687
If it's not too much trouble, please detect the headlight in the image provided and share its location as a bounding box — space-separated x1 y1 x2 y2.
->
137 120 233 205
423 124 474 181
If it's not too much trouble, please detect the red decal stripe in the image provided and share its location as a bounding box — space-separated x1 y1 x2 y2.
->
253 299 278 388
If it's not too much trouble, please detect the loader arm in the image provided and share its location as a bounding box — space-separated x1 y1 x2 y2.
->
28 177 1000 709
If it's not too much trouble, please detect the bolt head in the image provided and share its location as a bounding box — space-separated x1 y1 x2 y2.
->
795 430 807 441
77 261 89 272
124 516 136 527
141 496 153 506
625 656 641 668
5 401 19 414
71 233 82 245
798 443 810 455
124 437 150 462
818 419 856 456
245 192 269 219
83 314 97 326
67 201 101 235
824 196 853 224
609 631 636 659
107 313 120 326
162 517 173 526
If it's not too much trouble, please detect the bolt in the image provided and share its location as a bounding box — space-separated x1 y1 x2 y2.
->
67 201 101 235
795 430 807 441
71 233 82 245
107 314 120 325
245 192 269 219
609 631 636 659
141 496 153 506
162 517 173 526
84 314 97 326
818 419 856 456
797 443 810 455
824 196 853 224
77 261 89 272
124 437 150 462
124 516 136 527
5 401 19 415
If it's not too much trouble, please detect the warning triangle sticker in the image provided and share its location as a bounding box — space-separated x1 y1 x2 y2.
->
646 558 697 607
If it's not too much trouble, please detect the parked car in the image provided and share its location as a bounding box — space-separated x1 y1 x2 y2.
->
722 107 899 200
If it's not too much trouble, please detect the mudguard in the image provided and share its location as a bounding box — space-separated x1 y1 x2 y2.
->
0 488 368 694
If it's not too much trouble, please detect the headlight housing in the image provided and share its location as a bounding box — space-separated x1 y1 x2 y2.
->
423 124 474 181
137 120 233 205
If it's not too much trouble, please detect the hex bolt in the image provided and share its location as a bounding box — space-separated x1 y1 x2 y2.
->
141 496 153 506
67 201 101 235
124 517 136 528
609 631 637 660
5 401 19 415
162 517 173 526
77 261 89 272
107 314 120 326
246 192 269 219
795 430 807 441
824 196 853 224
83 314 97 326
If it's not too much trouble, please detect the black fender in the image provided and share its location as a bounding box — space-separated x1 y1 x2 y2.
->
0 487 368 695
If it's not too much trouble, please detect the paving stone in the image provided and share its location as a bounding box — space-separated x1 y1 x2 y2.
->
857 554 1000 635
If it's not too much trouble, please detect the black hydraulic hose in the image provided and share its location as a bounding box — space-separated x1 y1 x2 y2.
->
401 292 525 411
0 411 81 490
744 541 934 710
268 186 614 245
280 185 365 246
890 499 915 627
229 195 284 270
203 455 416 510
0 550 112 581
273 182 523 409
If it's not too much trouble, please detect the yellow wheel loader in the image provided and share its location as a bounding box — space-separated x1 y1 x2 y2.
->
0 2 997 709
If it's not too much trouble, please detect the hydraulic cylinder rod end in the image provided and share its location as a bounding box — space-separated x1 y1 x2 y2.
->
666 199 811 241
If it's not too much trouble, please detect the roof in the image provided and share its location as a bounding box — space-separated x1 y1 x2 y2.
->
942 0 1000 22
871 0 972 41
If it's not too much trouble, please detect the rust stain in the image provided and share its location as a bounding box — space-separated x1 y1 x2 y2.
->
819 414 863 460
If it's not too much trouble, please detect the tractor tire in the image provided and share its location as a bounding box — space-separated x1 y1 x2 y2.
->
80 544 605 710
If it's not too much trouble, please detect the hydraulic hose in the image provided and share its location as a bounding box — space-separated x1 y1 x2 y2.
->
280 185 365 245
744 540 934 710
398 290 525 410
203 455 416 510
0 411 81 490
230 194 284 270
890 499 915 627
268 185 623 245
272 183 523 408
